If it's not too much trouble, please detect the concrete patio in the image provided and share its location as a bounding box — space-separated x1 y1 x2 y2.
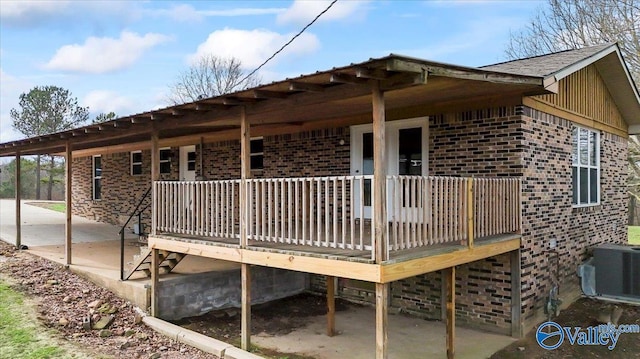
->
0 199 516 358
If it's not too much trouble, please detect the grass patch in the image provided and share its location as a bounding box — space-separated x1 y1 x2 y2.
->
0 280 87 359
25 202 66 213
629 226 640 245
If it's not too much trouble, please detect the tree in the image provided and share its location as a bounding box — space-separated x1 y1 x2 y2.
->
10 86 89 200
505 0 639 84
167 55 261 105
0 158 37 199
506 0 640 223
93 112 117 124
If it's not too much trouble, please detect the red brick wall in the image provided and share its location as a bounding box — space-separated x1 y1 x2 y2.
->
519 107 627 327
72 148 179 227
388 105 627 334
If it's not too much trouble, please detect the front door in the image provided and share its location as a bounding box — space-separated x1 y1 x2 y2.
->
179 145 196 181
350 117 428 219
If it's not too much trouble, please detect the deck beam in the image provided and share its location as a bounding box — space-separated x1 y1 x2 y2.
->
148 236 521 283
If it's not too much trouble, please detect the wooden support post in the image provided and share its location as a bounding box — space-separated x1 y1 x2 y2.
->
372 80 387 263
440 270 447 321
65 142 72 265
445 267 456 359
375 282 389 359
326 276 335 337
510 249 523 338
150 130 159 236
240 106 250 248
150 248 159 316
15 152 21 249
241 263 251 350
150 131 160 317
467 178 474 249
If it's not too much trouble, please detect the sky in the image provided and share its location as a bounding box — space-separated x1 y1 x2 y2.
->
0 0 544 144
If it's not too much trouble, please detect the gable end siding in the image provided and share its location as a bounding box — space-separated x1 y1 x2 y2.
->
527 64 627 135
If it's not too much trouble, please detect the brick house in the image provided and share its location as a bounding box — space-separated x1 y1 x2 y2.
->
1 43 638 358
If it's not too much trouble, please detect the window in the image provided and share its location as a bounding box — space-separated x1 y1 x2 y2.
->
93 155 102 200
187 151 196 171
250 138 264 170
159 148 171 174
131 151 142 175
572 126 599 206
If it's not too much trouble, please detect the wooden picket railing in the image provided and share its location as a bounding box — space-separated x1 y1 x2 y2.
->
386 176 521 251
154 180 240 239
247 176 373 251
153 176 521 258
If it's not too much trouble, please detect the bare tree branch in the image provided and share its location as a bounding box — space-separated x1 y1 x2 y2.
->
167 55 261 105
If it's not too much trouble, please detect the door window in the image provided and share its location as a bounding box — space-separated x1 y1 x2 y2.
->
398 128 422 175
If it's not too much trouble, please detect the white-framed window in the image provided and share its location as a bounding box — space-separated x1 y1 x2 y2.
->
131 151 142 175
92 155 102 200
159 148 171 174
572 126 600 206
250 138 264 170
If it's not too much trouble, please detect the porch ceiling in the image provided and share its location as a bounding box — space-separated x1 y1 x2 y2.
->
0 54 546 157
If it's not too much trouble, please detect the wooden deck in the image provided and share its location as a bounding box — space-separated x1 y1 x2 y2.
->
148 232 521 283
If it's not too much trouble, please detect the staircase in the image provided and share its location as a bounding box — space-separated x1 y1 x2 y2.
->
123 246 187 280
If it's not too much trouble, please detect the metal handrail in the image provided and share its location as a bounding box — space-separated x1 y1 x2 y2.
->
120 186 152 280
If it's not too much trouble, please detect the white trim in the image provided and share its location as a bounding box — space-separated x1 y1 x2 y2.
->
571 125 600 207
179 145 196 181
350 117 430 219
552 45 617 81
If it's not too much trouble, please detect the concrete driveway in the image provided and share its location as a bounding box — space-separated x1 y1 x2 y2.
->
0 199 127 246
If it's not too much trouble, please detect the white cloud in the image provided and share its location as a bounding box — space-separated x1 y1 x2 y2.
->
0 0 70 21
0 0 138 28
151 4 286 22
189 28 320 69
277 0 368 25
44 31 171 74
0 68 33 143
82 90 137 117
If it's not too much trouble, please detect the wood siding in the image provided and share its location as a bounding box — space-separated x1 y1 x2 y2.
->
527 64 627 136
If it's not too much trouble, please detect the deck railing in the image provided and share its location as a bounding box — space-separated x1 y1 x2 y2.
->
155 180 240 239
247 176 373 251
386 176 521 251
153 176 521 257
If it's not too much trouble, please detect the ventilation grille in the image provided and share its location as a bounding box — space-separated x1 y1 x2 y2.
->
593 244 640 299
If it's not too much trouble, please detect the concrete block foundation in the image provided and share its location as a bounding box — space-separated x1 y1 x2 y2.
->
158 266 309 320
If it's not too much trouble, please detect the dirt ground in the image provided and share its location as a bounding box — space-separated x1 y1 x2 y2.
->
3 237 639 359
173 293 352 358
491 298 640 358
0 241 216 359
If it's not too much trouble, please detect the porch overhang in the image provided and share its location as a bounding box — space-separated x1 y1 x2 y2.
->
0 54 548 158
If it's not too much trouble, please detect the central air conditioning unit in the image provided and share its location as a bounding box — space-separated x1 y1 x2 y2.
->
592 244 640 301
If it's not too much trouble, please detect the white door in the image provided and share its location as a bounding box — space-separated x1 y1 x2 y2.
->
350 118 428 220
179 145 196 181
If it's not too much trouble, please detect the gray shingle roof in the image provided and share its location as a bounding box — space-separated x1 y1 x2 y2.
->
480 43 615 77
